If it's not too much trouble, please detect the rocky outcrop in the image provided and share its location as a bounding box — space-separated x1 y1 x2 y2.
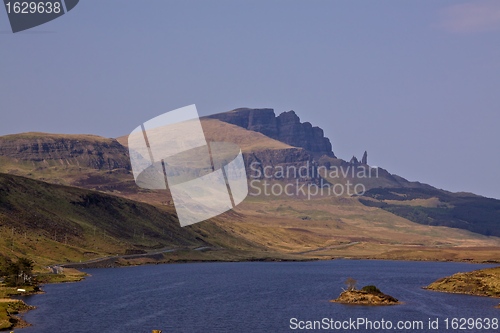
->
207 108 278 138
0 133 131 171
349 156 359 165
276 111 333 156
207 108 335 157
425 267 500 298
331 289 400 306
349 151 368 165
361 151 368 165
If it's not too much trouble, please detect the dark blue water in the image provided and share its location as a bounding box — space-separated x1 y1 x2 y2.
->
18 260 499 333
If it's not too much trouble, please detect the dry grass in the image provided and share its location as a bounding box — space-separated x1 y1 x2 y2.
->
0 132 114 143
201 119 293 151
0 298 33 330
36 268 87 284
426 267 500 298
214 195 500 262
383 197 446 208
116 118 292 152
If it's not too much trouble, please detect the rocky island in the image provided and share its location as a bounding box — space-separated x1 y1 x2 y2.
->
331 284 400 306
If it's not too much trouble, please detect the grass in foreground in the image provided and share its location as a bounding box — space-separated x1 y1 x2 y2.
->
0 297 35 330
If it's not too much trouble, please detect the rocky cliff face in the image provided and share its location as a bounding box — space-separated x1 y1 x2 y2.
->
0 133 131 171
207 108 335 157
244 147 320 182
276 111 333 156
0 130 325 188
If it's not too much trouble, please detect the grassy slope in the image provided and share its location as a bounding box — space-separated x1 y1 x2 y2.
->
0 173 272 267
221 194 500 262
200 118 293 151
117 118 294 152
0 132 113 142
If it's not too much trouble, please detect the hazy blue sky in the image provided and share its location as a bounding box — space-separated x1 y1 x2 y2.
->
1 0 499 199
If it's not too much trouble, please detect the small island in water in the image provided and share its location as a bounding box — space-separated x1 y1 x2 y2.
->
331 279 400 306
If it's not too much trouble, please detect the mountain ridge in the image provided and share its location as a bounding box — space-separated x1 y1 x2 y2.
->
0 108 499 253
0 132 130 171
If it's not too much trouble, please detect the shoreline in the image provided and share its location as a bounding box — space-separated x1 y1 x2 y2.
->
0 268 87 331
423 287 500 298
59 246 500 270
424 266 500 307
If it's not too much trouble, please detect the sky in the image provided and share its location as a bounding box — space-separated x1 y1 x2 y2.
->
1 0 499 199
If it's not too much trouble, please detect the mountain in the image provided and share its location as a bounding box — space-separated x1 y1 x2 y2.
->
206 108 500 241
0 108 499 263
0 119 417 194
205 109 437 190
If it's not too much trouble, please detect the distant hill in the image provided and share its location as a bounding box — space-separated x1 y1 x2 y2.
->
0 132 130 171
360 187 500 237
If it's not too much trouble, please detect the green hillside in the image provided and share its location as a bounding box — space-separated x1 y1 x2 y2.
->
0 173 266 267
